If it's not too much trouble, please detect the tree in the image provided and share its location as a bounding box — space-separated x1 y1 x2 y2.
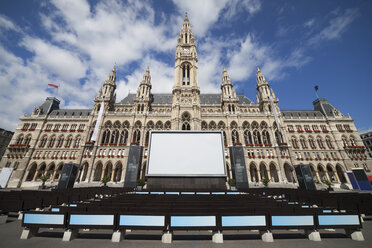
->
101 176 110 187
40 174 49 189
262 177 270 187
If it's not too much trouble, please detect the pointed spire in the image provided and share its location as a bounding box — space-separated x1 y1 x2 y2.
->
256 66 266 85
221 67 232 86
141 67 151 86
105 65 116 85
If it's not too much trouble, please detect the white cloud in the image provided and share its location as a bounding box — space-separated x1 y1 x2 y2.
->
309 8 359 45
0 14 20 32
304 18 315 28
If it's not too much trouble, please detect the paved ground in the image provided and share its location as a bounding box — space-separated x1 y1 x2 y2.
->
0 215 371 248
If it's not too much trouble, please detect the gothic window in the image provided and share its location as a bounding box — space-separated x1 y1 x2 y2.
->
344 124 351 131
22 123 30 130
230 121 238 129
350 136 356 146
317 137 325 149
287 125 294 132
242 121 250 130
231 130 239 144
46 124 53 130
74 136 81 147
312 125 319 131
54 124 61 130
253 130 261 145
308 136 316 148
132 129 141 143
262 130 271 145
320 125 327 131
160 121 168 130
111 130 119 145
326 136 333 149
122 121 130 129
181 112 191 130
209 121 216 130
145 131 150 144
101 130 110 144
155 121 163 130
218 121 226 130
251 121 259 130
30 123 37 129
260 121 268 129
300 136 307 148
70 124 77 130
291 137 299 149
48 135 56 147
304 125 310 131
201 121 207 130
119 130 128 144
62 124 69 130
39 135 47 147
135 121 142 129
65 135 73 147
295 125 303 131
79 124 85 130
24 135 32 146
182 63 190 85
244 130 253 145
16 134 24 144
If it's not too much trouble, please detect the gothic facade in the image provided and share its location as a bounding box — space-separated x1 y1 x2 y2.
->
1 16 371 189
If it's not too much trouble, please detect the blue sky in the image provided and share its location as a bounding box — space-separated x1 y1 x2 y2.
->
0 0 371 133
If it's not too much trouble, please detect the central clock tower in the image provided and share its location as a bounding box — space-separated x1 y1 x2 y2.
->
172 14 201 129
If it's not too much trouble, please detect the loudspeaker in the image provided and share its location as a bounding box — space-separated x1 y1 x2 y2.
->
229 146 249 189
294 164 316 190
57 163 79 189
124 145 143 188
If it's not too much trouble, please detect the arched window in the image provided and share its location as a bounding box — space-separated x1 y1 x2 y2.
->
111 130 119 145
164 121 171 130
208 121 216 130
300 136 307 149
132 129 141 143
244 130 253 145
48 135 56 147
253 130 261 145
101 129 111 144
232 130 239 144
262 130 271 145
24 135 32 146
155 121 163 130
39 135 47 147
218 121 226 130
182 63 190 85
56 135 64 147
317 136 325 149
342 136 349 147
326 136 333 149
309 136 316 148
119 130 128 144
65 136 73 147
16 134 24 144
291 136 299 149
181 112 191 130
349 136 356 146
74 136 81 147
201 121 207 130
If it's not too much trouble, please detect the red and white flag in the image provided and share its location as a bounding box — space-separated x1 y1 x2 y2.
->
48 83 59 89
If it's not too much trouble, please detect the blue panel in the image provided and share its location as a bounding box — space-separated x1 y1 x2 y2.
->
69 214 114 225
150 192 164 194
272 216 314 226
119 215 165 226
226 192 240 195
24 214 64 225
165 192 179 195
135 192 149 194
318 215 360 226
196 192 210 195
171 216 216 227
301 205 309 208
222 216 266 227
288 202 295 204
181 192 194 195
51 208 60 212
347 172 359 190
323 210 332 213
69 204 77 207
211 192 225 195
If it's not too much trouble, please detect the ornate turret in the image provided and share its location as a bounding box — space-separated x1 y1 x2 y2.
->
256 66 278 113
221 68 239 114
134 67 152 113
94 66 116 112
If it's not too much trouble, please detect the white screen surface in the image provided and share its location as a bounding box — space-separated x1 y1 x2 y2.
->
146 131 226 177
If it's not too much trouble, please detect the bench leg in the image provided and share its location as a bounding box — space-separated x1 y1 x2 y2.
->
62 229 78 241
345 229 364 241
0 215 7 224
20 227 39 239
212 231 223 243
162 231 173 243
305 229 321 241
112 230 125 242
260 230 274 242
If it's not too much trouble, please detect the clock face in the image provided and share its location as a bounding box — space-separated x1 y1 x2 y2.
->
183 48 190 54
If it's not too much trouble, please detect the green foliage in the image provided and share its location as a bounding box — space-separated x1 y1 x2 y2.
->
324 180 333 189
101 176 111 186
261 177 270 187
137 179 145 186
40 174 49 183
228 179 236 187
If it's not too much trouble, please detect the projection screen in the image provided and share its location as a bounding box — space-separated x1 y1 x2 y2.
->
146 131 226 177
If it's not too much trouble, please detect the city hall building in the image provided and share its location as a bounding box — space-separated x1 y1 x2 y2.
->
1 16 371 189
